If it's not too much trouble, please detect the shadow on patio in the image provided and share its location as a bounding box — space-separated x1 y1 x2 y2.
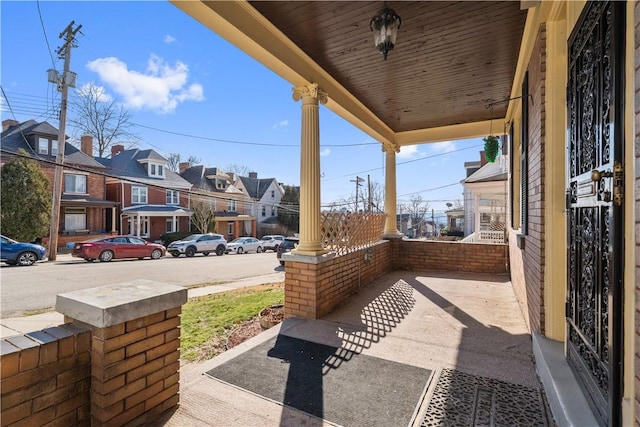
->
162 271 552 426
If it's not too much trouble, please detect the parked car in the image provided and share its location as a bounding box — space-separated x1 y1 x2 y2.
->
0 235 47 266
277 237 299 265
72 236 166 262
260 235 285 252
226 237 263 254
167 233 227 257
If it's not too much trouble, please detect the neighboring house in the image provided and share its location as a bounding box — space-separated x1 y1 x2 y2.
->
395 213 412 236
96 145 192 241
444 208 464 237
0 119 118 242
235 172 285 234
180 164 257 240
460 151 508 243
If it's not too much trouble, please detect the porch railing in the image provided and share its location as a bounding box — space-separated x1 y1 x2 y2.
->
320 212 387 255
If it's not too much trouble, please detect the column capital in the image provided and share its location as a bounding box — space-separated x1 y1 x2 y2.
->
382 142 400 154
293 83 328 105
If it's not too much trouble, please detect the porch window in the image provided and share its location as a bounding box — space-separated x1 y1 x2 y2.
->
166 190 179 205
64 207 86 230
132 186 148 204
166 218 176 232
64 174 87 194
228 223 234 235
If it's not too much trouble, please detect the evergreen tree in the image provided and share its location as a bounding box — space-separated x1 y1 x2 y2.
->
1 153 52 241
278 185 300 233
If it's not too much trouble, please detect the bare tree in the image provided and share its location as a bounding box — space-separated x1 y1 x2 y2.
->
167 153 201 172
406 195 430 237
69 83 140 157
191 198 216 233
225 163 251 178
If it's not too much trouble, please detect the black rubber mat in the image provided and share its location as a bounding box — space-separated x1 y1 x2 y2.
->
206 334 432 427
421 368 549 426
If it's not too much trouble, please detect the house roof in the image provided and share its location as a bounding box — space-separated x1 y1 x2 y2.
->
1 120 106 169
238 176 282 200
61 195 118 207
464 158 507 184
98 148 192 189
181 165 243 194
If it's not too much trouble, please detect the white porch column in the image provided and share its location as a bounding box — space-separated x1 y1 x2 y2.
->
111 207 116 233
474 194 480 236
173 216 177 232
291 83 328 256
136 214 141 237
383 146 402 237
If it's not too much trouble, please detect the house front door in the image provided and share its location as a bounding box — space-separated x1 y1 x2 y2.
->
566 1 625 426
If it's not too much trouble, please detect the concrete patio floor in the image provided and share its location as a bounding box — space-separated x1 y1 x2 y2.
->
160 271 554 426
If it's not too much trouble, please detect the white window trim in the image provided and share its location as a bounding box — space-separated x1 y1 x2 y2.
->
132 186 148 204
166 189 179 205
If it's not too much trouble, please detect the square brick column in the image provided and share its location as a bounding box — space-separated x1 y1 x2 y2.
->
56 280 187 426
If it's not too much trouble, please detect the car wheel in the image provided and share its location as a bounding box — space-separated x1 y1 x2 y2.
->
99 250 114 262
237 247 244 254
185 246 196 257
215 246 225 256
274 244 280 252
257 246 262 253
202 252 210 256
171 253 180 258
151 249 163 260
16 251 37 266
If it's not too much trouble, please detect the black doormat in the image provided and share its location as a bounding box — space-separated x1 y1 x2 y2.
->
206 334 432 427
420 368 549 427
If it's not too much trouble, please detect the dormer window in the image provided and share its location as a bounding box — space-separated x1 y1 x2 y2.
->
38 137 49 155
148 163 164 178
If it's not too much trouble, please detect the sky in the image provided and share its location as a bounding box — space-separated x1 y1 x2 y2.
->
1 1 487 224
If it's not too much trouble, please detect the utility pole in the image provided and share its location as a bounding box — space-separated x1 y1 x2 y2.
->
432 209 435 237
350 176 364 213
367 174 372 213
47 21 81 261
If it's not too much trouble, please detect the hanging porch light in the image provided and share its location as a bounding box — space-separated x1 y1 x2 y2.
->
370 3 402 60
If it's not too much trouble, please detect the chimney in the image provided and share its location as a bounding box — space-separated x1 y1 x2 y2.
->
227 172 235 182
249 172 258 179
2 119 19 132
111 144 125 157
80 134 93 157
179 162 190 174
479 151 487 167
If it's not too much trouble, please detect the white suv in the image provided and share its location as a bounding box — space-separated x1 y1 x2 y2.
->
260 235 285 252
167 233 227 257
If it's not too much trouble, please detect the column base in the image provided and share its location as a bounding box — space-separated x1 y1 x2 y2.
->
291 241 328 256
382 231 403 239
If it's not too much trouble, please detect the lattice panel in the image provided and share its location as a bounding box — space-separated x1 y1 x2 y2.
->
320 212 386 255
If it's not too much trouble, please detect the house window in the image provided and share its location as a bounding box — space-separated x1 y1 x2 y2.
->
166 218 176 233
228 200 237 212
51 140 58 156
38 137 49 155
64 207 86 230
166 190 179 205
262 206 266 217
271 190 275 198
228 223 234 235
520 71 529 235
149 163 164 178
271 206 276 216
131 186 148 204
64 174 87 194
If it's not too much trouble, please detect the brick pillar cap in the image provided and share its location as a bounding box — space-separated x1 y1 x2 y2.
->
56 280 187 328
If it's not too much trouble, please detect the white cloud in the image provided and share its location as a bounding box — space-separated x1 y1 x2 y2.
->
77 83 113 103
272 120 289 129
320 148 331 157
428 140 457 153
397 145 424 159
86 54 204 114
164 35 176 44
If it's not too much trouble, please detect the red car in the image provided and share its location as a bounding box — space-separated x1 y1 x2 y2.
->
72 236 166 262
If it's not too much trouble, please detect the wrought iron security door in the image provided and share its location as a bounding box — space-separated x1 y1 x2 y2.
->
566 1 624 426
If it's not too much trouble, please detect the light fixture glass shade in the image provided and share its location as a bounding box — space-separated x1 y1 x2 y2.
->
370 6 401 60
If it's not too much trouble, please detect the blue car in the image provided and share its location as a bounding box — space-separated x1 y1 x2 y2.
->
0 235 47 266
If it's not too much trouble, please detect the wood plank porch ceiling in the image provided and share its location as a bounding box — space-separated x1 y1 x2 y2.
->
173 1 527 145
249 1 527 135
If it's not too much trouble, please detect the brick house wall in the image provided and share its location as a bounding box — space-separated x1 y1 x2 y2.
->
510 24 547 334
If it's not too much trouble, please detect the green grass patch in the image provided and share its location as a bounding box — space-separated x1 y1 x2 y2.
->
181 283 284 361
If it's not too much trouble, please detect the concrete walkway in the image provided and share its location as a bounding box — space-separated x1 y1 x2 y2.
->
161 270 553 426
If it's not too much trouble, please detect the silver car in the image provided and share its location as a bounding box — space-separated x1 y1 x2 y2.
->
226 237 263 254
